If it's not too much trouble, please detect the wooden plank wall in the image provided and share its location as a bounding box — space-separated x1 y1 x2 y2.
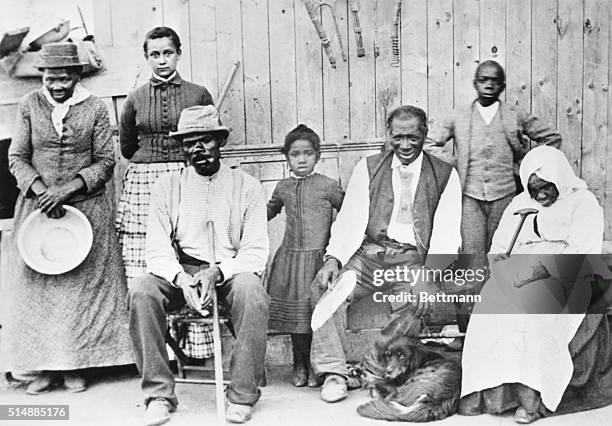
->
85 0 610 235
2 0 612 237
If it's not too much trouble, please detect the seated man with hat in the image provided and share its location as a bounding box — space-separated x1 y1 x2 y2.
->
128 105 270 425
311 105 462 403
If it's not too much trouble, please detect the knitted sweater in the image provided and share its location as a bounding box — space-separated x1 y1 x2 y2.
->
119 73 213 163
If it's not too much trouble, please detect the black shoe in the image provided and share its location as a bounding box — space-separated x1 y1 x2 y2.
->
292 363 308 387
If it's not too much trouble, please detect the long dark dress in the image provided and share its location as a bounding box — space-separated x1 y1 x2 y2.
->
266 173 344 334
0 90 133 371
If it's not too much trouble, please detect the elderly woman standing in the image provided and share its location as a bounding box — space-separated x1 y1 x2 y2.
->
1 42 132 395
460 146 612 423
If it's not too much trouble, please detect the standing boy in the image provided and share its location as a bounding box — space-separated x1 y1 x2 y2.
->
427 60 561 255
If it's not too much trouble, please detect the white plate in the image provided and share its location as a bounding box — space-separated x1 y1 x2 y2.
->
17 206 93 275
311 270 357 331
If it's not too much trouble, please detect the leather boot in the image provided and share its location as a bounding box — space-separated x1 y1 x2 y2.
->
291 333 311 387
292 350 308 387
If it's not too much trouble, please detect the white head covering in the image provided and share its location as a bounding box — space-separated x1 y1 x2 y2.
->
519 145 587 201
507 145 602 254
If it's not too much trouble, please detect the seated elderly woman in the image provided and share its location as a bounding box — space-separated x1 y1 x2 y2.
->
459 146 612 423
1 42 132 394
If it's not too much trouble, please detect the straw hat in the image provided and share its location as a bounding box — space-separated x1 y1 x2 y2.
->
169 105 230 146
34 42 88 70
17 205 93 275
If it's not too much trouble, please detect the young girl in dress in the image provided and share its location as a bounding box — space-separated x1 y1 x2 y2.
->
267 125 344 386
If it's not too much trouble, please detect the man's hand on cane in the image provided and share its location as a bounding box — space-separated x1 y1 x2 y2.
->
174 271 206 314
194 266 224 309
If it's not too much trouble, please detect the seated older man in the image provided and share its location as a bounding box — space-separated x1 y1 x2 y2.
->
128 105 270 425
311 105 462 403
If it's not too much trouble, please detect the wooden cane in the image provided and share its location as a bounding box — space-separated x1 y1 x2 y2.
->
506 208 539 256
205 221 225 425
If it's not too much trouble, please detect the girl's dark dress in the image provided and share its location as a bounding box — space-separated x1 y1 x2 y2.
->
267 173 344 333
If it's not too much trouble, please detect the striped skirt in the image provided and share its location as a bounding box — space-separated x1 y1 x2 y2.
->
115 162 214 358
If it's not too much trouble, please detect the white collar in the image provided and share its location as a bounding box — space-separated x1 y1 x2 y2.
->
391 151 423 172
476 101 500 125
476 100 500 111
152 71 177 83
290 170 315 179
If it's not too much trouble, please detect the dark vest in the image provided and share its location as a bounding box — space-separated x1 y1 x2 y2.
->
463 108 516 200
366 150 453 257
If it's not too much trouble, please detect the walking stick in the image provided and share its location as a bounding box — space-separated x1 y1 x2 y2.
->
204 221 225 424
506 208 539 256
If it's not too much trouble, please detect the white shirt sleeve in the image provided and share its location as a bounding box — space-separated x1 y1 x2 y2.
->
145 176 184 284
426 169 462 264
324 158 370 266
218 180 270 279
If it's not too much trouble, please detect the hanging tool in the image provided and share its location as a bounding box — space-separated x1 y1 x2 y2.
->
349 0 365 57
304 0 347 68
391 0 402 67
304 0 335 67
215 60 240 108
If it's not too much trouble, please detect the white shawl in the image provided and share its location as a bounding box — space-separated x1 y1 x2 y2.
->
461 146 606 411
42 83 91 137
